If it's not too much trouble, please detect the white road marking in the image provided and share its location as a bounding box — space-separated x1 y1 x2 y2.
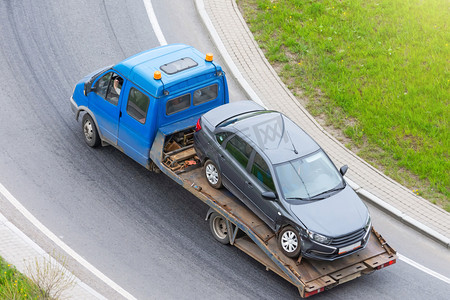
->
0 183 137 300
398 253 450 284
143 0 167 46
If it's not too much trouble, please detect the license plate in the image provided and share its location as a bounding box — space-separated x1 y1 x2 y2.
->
339 241 361 254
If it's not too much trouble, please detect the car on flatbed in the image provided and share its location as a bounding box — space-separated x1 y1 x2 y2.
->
194 101 372 260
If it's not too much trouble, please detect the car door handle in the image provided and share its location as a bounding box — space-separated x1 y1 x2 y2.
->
245 181 253 188
218 154 225 160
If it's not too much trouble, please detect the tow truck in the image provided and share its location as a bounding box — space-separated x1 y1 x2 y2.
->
70 44 396 297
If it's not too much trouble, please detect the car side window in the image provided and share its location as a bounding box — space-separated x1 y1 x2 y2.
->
251 153 275 191
225 136 253 168
127 87 150 124
215 132 231 145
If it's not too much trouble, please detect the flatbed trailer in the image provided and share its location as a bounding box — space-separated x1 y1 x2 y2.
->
150 127 397 298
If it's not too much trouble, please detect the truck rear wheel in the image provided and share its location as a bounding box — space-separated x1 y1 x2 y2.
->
82 114 100 147
278 226 301 258
209 212 230 244
204 160 222 189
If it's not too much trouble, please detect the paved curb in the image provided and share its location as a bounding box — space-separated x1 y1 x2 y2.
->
195 0 450 248
0 212 105 299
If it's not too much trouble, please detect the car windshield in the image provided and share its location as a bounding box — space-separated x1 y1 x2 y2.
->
274 150 344 200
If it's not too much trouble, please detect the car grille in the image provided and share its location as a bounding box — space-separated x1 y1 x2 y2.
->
330 228 366 248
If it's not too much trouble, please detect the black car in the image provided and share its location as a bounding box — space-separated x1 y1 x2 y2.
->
194 101 371 260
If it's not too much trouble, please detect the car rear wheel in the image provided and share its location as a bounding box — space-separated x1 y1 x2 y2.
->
204 159 222 189
209 212 230 244
278 226 301 258
82 114 100 147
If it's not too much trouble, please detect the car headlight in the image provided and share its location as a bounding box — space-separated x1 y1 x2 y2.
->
307 230 331 244
364 215 372 232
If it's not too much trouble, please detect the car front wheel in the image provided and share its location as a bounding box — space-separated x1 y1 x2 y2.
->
204 159 222 189
278 226 301 258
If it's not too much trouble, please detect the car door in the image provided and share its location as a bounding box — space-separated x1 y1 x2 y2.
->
243 152 281 229
88 71 124 144
117 84 156 167
217 134 253 201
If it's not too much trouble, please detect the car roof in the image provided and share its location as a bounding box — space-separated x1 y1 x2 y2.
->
228 111 321 164
113 44 220 97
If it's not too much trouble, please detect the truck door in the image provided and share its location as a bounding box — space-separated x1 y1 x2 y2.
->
88 71 124 145
117 84 155 167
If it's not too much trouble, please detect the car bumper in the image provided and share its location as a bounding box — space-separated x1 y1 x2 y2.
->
301 227 372 261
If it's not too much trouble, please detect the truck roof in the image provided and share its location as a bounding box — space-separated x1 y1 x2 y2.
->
113 44 221 97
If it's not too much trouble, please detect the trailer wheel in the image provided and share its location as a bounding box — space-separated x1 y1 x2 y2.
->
82 114 100 147
209 212 230 244
204 160 222 189
278 226 301 258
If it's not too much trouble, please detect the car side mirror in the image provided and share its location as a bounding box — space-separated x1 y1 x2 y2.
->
262 191 277 201
340 165 348 176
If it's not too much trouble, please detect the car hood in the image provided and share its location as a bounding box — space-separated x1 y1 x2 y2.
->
288 185 368 237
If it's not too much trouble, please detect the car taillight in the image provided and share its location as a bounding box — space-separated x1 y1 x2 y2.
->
195 118 202 132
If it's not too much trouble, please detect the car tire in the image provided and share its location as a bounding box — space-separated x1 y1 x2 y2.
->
209 212 230 244
82 114 100 147
204 159 222 189
278 226 301 258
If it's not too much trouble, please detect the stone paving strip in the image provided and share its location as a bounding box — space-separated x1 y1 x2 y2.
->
0 212 104 299
197 0 449 246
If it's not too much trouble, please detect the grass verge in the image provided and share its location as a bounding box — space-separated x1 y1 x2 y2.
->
238 0 449 211
0 256 41 299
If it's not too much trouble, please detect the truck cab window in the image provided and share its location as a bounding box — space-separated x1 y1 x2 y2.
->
127 87 150 124
166 94 190 115
93 72 112 99
193 84 218 105
105 74 123 106
94 72 123 106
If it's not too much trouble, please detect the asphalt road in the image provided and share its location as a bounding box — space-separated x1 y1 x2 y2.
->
0 0 448 299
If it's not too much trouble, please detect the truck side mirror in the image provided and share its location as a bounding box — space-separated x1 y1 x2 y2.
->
262 191 277 201
340 165 348 176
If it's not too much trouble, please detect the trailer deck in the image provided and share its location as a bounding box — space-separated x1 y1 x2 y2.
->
151 129 397 297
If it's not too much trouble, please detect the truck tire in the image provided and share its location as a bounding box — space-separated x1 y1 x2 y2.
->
82 114 100 147
278 226 301 258
204 159 222 189
209 212 230 244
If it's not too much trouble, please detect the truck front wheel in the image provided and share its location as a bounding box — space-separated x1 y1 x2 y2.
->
82 114 100 147
278 226 301 258
209 212 230 244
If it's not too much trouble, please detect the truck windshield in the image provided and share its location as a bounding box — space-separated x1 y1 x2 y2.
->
275 150 343 200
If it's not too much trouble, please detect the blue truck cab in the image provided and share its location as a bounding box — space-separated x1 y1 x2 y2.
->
70 44 229 171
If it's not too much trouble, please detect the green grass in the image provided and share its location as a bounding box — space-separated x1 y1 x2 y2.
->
238 0 449 211
0 256 41 299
